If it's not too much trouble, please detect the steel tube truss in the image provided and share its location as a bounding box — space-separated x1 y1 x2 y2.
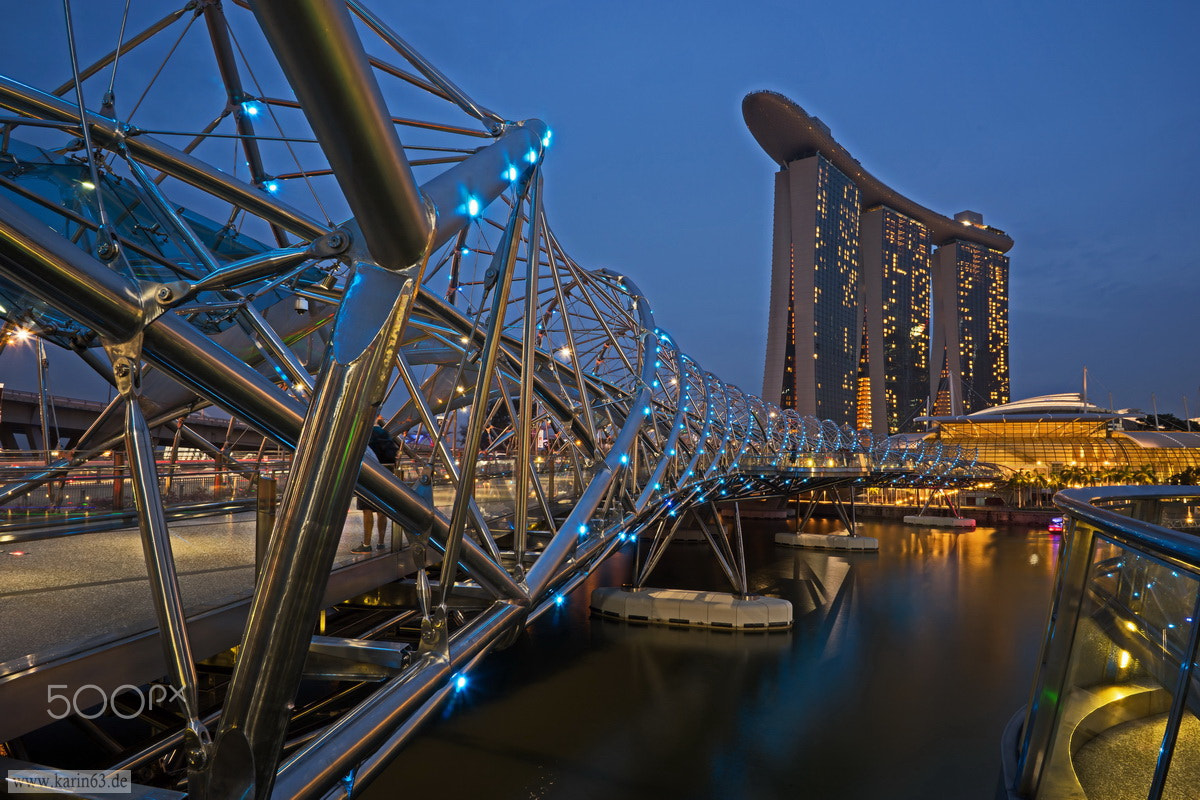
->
0 3 992 796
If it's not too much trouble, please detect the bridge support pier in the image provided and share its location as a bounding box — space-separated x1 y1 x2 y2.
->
775 487 880 551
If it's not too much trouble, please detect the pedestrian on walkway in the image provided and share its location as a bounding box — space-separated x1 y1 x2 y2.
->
352 416 399 554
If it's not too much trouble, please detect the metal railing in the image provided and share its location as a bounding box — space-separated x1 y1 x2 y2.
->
1007 486 1200 799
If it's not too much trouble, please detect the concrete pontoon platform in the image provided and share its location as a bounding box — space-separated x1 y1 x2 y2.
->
903 515 976 527
590 587 792 630
774 530 879 551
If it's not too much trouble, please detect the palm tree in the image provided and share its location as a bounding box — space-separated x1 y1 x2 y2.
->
1131 465 1159 485
1168 466 1200 485
1005 470 1033 508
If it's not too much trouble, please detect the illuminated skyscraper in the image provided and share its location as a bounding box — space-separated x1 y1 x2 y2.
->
762 154 861 423
744 91 1013 430
930 222 1010 414
861 206 931 433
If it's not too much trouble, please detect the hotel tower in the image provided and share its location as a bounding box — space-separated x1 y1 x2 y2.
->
744 91 1013 433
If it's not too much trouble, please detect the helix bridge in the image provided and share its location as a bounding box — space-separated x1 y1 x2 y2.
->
0 3 993 797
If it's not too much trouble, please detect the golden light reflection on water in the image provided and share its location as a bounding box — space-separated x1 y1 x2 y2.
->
366 517 1061 800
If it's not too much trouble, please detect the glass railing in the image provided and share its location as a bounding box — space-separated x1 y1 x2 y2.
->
1005 486 1200 799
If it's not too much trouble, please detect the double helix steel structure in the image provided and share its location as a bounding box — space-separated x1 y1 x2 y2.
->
0 3 991 796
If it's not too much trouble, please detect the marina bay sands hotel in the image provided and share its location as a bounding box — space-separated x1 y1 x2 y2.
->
744 91 1014 434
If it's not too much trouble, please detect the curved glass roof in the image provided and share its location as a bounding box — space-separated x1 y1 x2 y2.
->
0 137 275 346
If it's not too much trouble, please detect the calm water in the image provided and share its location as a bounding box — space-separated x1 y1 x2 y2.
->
363 519 1060 800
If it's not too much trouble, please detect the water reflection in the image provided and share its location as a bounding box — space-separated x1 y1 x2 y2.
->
362 520 1059 800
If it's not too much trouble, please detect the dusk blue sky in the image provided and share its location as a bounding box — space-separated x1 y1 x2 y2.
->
2 1 1197 417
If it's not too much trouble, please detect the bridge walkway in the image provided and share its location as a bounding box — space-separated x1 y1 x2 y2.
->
0 512 424 742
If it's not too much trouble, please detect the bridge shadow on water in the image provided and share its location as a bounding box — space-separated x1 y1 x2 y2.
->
363 518 1061 800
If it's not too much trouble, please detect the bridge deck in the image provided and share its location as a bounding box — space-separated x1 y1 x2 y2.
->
0 512 414 741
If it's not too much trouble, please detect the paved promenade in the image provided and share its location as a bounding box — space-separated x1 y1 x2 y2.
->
0 512 396 671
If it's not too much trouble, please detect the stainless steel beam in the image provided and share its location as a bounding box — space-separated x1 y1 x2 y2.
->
439 175 530 607
271 601 523 799
206 262 423 798
0 191 521 601
249 0 427 269
120 385 210 774
346 1 505 131
0 75 328 240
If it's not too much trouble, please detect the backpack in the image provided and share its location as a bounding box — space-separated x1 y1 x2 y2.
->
369 426 400 464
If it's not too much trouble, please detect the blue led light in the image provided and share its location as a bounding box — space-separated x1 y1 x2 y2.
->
643 406 651 415
460 247 470 256
241 100 261 117
503 165 519 182
542 129 553 147
264 181 279 194
455 674 467 691
578 523 588 535
525 149 539 164
555 594 564 605
466 196 481 217
619 453 629 464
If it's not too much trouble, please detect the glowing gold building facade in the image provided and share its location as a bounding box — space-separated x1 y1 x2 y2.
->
920 395 1200 479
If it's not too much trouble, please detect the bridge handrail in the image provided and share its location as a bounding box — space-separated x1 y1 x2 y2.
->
1053 486 1200 564
0 388 230 422
1009 485 1200 800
